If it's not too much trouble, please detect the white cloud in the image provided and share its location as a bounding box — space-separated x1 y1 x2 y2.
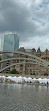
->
20 36 49 51
34 0 43 4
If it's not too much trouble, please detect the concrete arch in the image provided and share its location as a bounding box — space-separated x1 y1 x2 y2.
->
0 62 47 73
0 50 49 64
0 51 49 73
0 57 48 67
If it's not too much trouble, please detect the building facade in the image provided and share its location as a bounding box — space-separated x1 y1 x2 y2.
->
0 32 19 52
0 47 49 76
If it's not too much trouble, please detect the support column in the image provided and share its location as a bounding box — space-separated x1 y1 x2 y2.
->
23 60 26 74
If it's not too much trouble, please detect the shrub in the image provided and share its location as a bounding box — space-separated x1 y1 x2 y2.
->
33 73 35 75
30 73 33 75
10 69 19 74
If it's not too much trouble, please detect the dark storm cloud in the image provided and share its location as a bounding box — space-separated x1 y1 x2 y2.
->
0 0 38 36
0 0 49 50
0 0 29 32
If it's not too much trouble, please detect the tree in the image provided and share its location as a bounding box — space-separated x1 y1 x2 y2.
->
10 69 19 74
33 72 35 75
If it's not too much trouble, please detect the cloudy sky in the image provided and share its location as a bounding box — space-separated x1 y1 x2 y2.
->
0 0 49 51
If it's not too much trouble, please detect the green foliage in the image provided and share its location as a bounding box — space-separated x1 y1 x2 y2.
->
30 73 33 75
30 73 35 75
33 73 35 75
10 69 19 74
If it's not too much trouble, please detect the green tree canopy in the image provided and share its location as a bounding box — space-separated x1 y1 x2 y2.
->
10 69 19 74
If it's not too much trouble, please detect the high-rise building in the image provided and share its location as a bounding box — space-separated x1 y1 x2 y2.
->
0 32 19 55
0 32 19 51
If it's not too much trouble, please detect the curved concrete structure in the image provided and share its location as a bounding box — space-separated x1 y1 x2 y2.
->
0 50 49 63
0 51 49 74
0 62 44 72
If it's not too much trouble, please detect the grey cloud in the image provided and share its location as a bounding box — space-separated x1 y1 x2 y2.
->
0 0 38 38
0 0 31 32
0 0 49 50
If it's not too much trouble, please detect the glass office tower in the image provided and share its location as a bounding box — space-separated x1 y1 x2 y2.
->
0 32 19 55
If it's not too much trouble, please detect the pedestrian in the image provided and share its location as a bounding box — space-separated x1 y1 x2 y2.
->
47 81 48 87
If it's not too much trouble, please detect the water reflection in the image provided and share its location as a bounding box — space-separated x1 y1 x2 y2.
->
0 83 49 111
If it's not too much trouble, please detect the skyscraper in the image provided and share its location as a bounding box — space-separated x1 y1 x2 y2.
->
0 32 19 55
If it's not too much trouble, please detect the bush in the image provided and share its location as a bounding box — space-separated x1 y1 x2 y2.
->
30 73 33 75
33 73 35 75
30 73 35 75
10 69 19 74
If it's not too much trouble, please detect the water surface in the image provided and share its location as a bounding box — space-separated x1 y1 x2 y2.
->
0 83 49 111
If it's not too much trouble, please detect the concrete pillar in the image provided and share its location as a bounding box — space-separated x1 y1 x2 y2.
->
23 63 25 74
